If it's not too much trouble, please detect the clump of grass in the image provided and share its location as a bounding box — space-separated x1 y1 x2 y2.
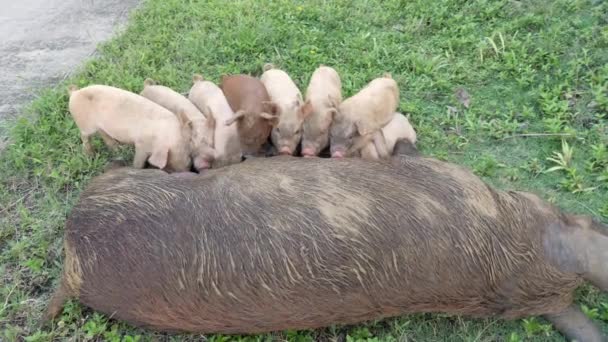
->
1 0 607 340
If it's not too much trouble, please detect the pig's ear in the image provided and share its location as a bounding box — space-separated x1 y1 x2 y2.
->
354 120 371 136
299 100 313 120
192 74 204 83
148 146 169 170
260 112 280 127
199 105 213 120
225 110 246 126
205 114 216 130
176 109 193 129
267 102 280 116
262 101 280 116
348 133 374 156
67 84 79 95
326 94 340 109
143 78 156 87
327 108 338 121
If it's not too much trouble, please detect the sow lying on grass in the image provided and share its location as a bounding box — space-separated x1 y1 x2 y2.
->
45 146 607 342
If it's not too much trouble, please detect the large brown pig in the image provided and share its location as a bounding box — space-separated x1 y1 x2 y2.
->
45 153 607 342
219 74 279 156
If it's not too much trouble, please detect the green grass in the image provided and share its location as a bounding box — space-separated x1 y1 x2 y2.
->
1 0 608 340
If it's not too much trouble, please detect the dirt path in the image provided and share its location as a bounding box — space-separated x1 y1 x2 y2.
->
0 0 140 146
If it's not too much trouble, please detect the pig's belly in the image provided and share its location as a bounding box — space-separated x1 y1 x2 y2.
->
75 230 523 335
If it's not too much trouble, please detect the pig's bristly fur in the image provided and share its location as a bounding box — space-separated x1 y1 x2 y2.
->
44 155 608 336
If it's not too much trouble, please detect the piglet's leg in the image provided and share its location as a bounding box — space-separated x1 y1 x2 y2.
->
98 130 120 151
544 305 603 342
132 145 149 169
81 133 94 156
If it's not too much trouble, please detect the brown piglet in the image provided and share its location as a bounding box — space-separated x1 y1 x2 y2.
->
220 74 279 156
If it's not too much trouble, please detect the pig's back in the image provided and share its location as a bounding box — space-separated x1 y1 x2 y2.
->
382 113 417 148
141 85 204 121
306 67 341 103
261 69 302 104
65 157 576 334
70 85 180 141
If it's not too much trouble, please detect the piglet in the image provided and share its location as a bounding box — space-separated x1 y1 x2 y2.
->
67 84 191 172
260 63 308 156
220 74 279 156
330 74 399 158
301 65 342 157
188 75 242 169
360 112 417 160
140 79 216 171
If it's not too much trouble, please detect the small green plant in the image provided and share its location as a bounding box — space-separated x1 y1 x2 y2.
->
582 304 600 320
522 158 543 176
507 332 522 342
83 313 109 340
587 143 608 171
601 303 608 322
545 139 574 173
473 154 506 177
545 139 596 193
521 318 552 337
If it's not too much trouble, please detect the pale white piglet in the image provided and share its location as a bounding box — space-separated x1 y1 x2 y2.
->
330 74 399 158
68 84 191 172
188 74 242 169
260 63 307 156
140 79 216 171
360 112 417 160
301 65 342 157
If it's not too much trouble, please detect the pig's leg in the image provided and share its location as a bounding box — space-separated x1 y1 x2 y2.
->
81 133 94 155
543 305 603 342
360 143 379 160
132 145 149 169
584 227 608 292
543 221 608 292
98 130 120 151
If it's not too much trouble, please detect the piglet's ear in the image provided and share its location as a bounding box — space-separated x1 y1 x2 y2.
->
176 109 192 128
205 115 216 130
262 101 281 116
260 112 280 127
225 110 246 126
327 108 338 121
299 100 314 120
354 120 371 136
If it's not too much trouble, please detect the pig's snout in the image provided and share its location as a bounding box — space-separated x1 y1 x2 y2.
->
331 151 345 158
194 158 211 171
279 147 293 155
301 147 316 157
